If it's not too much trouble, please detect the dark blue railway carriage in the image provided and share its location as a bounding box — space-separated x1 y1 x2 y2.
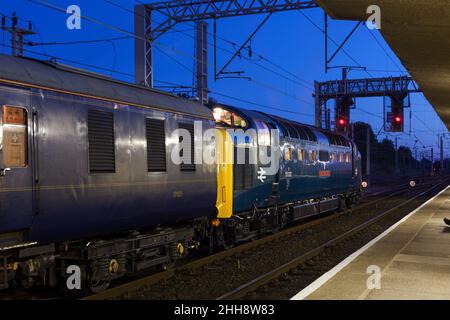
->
0 54 216 290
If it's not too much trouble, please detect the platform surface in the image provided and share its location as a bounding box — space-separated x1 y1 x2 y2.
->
292 185 450 300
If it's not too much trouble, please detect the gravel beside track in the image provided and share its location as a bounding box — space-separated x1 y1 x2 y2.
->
104 177 447 300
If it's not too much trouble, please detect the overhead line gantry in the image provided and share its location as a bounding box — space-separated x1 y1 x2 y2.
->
134 0 319 103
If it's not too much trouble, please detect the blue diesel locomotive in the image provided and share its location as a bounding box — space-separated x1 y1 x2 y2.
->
209 104 361 247
0 54 361 291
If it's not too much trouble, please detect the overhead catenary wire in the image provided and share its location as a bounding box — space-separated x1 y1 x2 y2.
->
298 10 374 79
150 78 314 117
0 1 445 163
0 11 127 76
27 36 132 46
120 0 315 91
412 112 439 134
365 28 404 73
299 11 448 146
157 41 314 105
1 41 314 119
209 90 315 118
129 0 314 89
21 0 449 150
156 48 309 103
1 42 135 78
0 10 48 55
26 35 132 76
154 45 193 74
27 0 315 108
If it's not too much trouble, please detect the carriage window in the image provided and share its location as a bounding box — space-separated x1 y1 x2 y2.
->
298 148 305 161
2 106 28 167
284 147 293 161
319 150 330 162
309 150 316 162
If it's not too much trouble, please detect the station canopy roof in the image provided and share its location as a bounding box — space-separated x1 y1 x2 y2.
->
316 0 450 130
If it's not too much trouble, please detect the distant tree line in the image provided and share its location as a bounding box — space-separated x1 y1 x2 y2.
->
352 122 447 178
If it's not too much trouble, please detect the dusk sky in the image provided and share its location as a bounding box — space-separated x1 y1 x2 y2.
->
2 0 448 159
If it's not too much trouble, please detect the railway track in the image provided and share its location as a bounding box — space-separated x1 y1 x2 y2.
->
363 174 425 198
217 179 449 300
83 176 446 300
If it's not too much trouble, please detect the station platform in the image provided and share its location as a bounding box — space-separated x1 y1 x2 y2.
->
292 185 450 300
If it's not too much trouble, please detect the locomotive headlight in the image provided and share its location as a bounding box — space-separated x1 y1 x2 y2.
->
409 180 416 188
361 181 368 188
213 108 224 121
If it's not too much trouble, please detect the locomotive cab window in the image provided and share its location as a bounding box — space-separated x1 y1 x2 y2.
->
213 108 247 128
2 106 28 168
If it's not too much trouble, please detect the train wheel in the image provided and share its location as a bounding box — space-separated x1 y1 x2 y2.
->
339 198 347 212
274 212 287 233
87 278 111 294
20 277 35 289
345 196 354 209
214 225 234 251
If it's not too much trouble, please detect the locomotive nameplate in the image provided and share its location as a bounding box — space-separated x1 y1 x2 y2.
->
319 170 331 177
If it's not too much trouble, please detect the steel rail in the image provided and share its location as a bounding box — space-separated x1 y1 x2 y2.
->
216 180 449 300
82 178 439 300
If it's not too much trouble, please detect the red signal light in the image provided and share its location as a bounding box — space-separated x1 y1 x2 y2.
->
338 119 346 126
394 116 402 123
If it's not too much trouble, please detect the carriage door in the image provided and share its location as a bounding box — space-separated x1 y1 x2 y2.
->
0 104 36 231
